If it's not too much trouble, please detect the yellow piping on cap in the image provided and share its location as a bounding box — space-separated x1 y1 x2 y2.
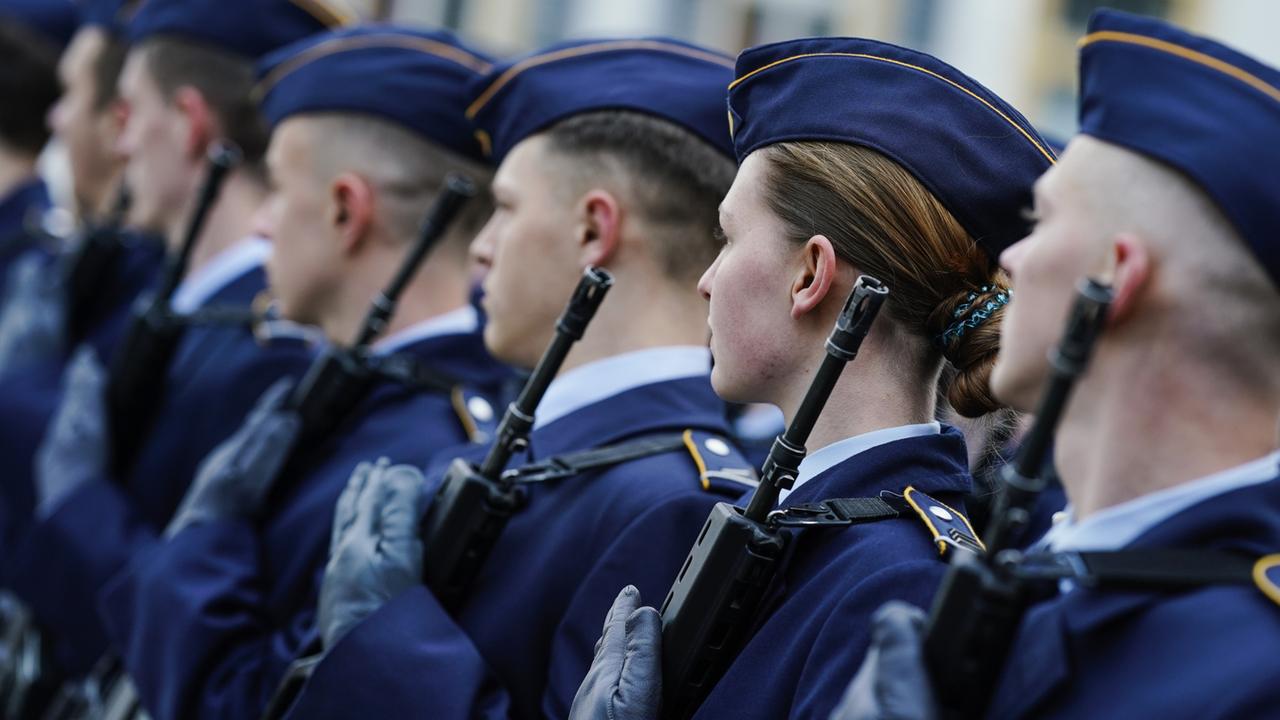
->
253 33 494 103
728 52 1055 164
1079 30 1280 105
466 39 735 120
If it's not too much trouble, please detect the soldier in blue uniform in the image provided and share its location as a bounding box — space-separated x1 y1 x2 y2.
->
2 0 351 688
569 37 1056 720
272 39 758 720
90 25 514 720
0 0 73 292
0 0 167 562
834 9 1280 720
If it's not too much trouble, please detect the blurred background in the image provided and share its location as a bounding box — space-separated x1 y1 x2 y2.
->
368 0 1280 140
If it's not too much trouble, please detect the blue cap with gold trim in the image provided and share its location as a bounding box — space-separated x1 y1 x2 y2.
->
1079 9 1280 290
255 25 493 161
128 0 354 59
0 0 78 47
466 37 736 163
728 37 1056 259
78 0 141 36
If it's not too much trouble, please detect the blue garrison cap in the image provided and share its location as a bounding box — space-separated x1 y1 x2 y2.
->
255 26 494 161
78 0 141 36
1079 9 1280 290
728 37 1056 258
466 37 736 163
128 0 353 59
0 0 78 47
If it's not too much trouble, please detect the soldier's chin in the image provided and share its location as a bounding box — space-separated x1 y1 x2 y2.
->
990 350 1042 414
709 364 752 404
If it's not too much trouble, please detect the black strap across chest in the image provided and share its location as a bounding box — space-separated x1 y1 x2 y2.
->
501 432 691 484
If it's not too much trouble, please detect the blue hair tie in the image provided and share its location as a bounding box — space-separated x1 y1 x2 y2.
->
935 285 1010 351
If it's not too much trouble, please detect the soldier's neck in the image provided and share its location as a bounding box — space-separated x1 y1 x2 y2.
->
323 250 473 348
555 272 711 375
1055 343 1280 520
171 171 267 278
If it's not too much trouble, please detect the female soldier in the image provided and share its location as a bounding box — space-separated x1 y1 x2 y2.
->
570 35 1056 720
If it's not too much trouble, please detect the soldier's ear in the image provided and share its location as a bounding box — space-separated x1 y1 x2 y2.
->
791 234 838 319
330 172 375 253
1103 232 1150 329
173 86 215 161
577 188 621 269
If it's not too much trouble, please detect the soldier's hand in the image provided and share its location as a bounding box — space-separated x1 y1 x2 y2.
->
568 585 662 720
0 251 66 376
34 347 109 518
829 601 938 720
318 458 427 650
166 377 301 536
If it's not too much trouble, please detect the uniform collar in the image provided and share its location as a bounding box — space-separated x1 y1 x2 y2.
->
781 422 941 503
1044 450 1280 552
528 374 728 459
779 425 972 507
0 178 50 240
171 236 271 313
533 346 710 430
371 305 479 356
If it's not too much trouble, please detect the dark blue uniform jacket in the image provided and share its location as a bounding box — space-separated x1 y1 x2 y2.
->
987 467 1280 719
283 375 754 720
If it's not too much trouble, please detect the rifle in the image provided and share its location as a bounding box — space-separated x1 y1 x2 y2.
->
105 142 240 476
659 276 889 719
64 183 132 346
418 266 614 611
922 277 1113 717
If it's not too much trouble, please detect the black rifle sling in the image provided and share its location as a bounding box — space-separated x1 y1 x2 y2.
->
367 352 458 395
503 433 691 484
1017 549 1265 591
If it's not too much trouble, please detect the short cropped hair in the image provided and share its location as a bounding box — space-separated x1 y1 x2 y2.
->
541 110 736 284
0 20 60 154
304 112 494 252
137 37 270 170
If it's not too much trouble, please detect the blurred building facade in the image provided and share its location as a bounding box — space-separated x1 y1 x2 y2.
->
381 0 1280 138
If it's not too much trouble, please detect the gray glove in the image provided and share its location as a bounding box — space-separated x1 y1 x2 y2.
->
318 458 428 650
0 251 67 376
568 585 662 720
34 347 109 519
829 601 938 720
166 377 301 537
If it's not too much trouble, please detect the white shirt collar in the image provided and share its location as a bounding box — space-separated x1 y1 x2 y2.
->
780 421 942 502
1044 450 1280 552
533 346 710 430
171 236 271 314
371 305 479 356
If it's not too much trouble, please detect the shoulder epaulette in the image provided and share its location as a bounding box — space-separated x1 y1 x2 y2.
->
900 486 985 557
450 387 498 443
681 429 758 496
764 486 983 557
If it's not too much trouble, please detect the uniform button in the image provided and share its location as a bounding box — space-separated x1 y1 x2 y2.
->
467 396 494 423
928 505 954 521
1052 511 1069 525
704 437 731 457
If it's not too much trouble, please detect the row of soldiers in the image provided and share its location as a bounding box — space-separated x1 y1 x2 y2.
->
0 0 1275 718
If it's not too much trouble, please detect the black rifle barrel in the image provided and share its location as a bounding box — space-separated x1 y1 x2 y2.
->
744 275 888 521
351 174 477 349
476 266 614 479
153 141 241 302
983 276 1113 553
